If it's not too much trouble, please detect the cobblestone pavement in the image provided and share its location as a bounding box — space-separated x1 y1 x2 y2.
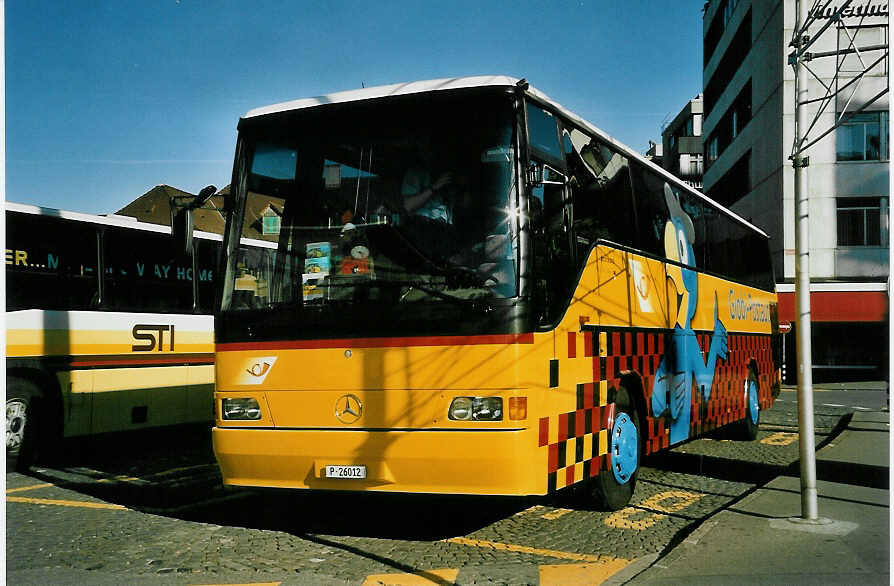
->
6 397 855 585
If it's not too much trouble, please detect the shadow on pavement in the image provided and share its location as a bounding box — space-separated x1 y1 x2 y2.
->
178 489 536 540
19 424 535 541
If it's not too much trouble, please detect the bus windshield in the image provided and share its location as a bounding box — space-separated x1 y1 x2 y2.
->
223 93 519 316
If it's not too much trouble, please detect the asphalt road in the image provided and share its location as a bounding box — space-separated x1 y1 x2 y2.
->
6 392 864 585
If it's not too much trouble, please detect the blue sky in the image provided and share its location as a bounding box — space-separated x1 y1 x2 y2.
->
7 1 705 214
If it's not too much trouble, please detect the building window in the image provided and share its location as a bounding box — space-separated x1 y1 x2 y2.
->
705 150 750 208
703 9 751 118
707 136 719 162
836 111 889 161
690 154 703 176
261 205 282 235
837 197 883 246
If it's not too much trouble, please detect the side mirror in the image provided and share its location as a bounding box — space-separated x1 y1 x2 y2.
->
171 185 217 257
172 207 194 257
527 162 566 187
196 185 217 207
527 162 543 186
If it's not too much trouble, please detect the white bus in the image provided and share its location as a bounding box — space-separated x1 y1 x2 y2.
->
6 202 218 470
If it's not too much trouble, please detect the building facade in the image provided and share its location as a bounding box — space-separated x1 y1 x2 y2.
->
702 0 889 381
662 94 705 190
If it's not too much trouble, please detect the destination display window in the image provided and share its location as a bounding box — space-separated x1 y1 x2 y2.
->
5 212 99 311
102 226 194 313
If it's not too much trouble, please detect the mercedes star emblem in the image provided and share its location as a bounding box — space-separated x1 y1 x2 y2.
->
335 394 363 424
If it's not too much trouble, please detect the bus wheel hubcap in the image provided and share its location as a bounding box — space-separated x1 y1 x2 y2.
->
747 380 759 424
6 400 27 452
611 413 638 484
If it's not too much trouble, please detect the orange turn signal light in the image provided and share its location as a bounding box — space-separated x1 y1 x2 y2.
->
508 396 527 420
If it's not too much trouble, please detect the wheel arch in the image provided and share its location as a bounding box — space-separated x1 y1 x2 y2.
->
7 363 65 440
616 370 648 436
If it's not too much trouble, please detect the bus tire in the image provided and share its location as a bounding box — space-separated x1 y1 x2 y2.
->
592 386 640 511
737 370 761 441
6 377 42 472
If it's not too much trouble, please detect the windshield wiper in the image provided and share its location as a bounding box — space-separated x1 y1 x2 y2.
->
377 279 493 313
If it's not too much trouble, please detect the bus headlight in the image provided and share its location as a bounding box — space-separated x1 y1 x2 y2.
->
448 397 503 421
221 398 262 420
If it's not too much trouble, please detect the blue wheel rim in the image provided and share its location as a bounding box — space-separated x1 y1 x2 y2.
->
611 412 638 484
748 379 759 424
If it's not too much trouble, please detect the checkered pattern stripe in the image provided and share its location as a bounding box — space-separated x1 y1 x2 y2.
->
694 333 777 434
539 329 779 492
539 327 778 492
539 328 668 492
597 330 669 456
538 378 613 493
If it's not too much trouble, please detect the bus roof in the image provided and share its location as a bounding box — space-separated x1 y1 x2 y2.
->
242 75 768 239
5 201 223 241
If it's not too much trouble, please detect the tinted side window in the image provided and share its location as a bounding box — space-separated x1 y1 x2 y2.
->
629 162 669 257
6 212 99 311
102 227 193 313
566 129 637 257
704 212 773 289
678 190 708 270
526 103 564 165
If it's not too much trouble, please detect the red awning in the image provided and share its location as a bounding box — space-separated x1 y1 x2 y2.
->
777 290 888 323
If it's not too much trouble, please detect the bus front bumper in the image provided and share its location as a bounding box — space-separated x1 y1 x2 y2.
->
212 426 542 496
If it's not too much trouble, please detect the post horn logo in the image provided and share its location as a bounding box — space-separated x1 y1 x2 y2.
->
335 394 363 424
247 362 272 377
240 356 277 385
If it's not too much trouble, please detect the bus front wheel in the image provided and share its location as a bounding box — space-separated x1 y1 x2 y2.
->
592 386 640 511
7 378 42 472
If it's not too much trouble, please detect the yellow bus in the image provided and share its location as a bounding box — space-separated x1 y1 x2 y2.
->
209 76 780 509
5 202 220 470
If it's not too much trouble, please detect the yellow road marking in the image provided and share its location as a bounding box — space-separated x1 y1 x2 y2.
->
7 496 127 510
761 432 798 446
640 490 702 514
6 483 53 494
541 508 573 520
514 504 545 516
362 568 458 585
605 490 704 530
444 537 626 564
605 507 664 530
539 560 632 585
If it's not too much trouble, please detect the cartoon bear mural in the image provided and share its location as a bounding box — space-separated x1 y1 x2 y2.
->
651 183 729 445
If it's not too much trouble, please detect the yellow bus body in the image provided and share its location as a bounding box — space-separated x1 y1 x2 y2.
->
213 246 779 495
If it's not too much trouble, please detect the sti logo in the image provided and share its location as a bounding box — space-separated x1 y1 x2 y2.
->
132 324 175 352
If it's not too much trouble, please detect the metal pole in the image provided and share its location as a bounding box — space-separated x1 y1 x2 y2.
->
792 0 819 521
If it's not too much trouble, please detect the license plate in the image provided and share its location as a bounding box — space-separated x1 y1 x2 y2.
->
325 465 367 479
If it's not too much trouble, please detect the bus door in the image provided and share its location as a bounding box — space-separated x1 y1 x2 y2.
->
525 102 574 326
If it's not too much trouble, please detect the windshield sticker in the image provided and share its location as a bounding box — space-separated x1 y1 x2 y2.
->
305 242 331 277
303 277 325 302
